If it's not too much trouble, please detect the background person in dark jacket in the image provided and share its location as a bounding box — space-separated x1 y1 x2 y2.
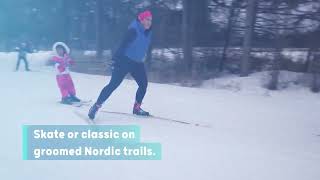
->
88 10 153 120
15 42 32 71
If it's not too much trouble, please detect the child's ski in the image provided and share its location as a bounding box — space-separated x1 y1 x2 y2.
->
59 100 92 107
71 100 92 107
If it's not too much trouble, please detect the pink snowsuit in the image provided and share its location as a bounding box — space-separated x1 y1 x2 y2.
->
52 55 76 98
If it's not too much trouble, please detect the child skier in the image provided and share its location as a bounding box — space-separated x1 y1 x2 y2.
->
52 42 81 105
88 10 153 120
15 42 32 71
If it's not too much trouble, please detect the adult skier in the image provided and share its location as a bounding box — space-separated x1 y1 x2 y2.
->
88 10 153 120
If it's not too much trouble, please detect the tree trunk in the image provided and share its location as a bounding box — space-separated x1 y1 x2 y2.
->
240 0 257 77
220 0 238 72
307 48 320 92
311 73 320 93
146 42 153 69
182 0 193 77
62 0 72 44
193 0 209 44
268 31 282 90
80 15 88 50
268 48 281 90
95 0 104 59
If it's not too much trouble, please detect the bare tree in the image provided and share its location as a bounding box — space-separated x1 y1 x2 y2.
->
219 0 240 72
182 0 193 77
307 48 320 92
95 0 104 59
268 33 282 90
240 0 257 77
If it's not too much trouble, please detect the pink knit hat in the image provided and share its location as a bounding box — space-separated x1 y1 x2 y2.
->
138 10 152 21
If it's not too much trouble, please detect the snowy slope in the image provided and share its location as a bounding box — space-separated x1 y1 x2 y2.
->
0 52 320 180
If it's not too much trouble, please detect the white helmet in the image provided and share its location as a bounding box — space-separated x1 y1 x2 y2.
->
52 42 70 55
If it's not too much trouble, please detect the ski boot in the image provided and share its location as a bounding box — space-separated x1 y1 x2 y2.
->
69 95 81 102
133 102 150 116
88 103 101 120
61 97 73 105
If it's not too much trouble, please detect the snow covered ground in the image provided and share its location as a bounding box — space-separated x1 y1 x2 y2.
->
0 52 319 180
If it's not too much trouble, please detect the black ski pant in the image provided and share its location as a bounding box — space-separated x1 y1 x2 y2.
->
96 57 148 106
